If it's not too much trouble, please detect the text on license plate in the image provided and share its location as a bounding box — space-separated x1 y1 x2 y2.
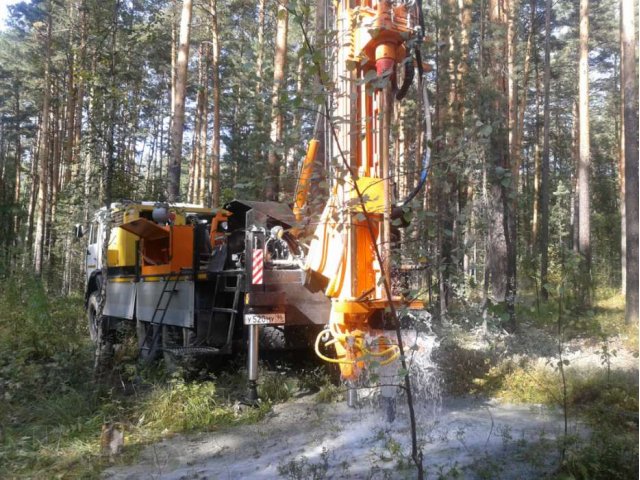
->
244 313 285 325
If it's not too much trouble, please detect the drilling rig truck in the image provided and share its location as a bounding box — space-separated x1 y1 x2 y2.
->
83 0 430 403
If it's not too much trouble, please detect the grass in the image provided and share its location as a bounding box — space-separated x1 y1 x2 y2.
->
0 275 276 479
1 274 636 479
439 286 639 480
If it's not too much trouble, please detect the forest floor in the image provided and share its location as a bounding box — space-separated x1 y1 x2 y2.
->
1 280 637 479
103 306 639 480
103 394 568 479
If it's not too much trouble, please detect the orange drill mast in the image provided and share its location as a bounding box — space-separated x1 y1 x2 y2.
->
299 1 427 385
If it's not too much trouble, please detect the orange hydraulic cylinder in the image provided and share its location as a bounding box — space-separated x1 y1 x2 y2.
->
293 139 319 222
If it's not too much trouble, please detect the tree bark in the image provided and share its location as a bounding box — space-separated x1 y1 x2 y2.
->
189 42 206 203
621 0 638 324
265 0 289 201
13 81 21 241
167 0 193 202
532 54 541 250
73 0 87 189
514 0 535 185
197 44 208 205
484 0 515 330
255 0 266 96
540 0 551 300
170 0 178 133
619 36 626 293
505 0 518 329
33 1 52 275
572 100 579 252
578 0 591 304
210 0 221 207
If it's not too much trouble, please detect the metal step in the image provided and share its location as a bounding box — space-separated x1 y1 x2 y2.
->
211 307 238 314
196 307 238 315
162 346 223 356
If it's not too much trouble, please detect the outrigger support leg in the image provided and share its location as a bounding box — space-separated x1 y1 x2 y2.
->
246 324 260 404
347 381 358 408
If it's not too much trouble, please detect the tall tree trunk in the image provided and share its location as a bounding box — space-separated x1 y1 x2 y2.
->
25 143 38 269
73 0 87 188
170 0 178 134
621 0 638 324
34 1 52 276
255 0 266 96
13 82 21 242
532 54 541 250
514 0 535 183
167 0 193 202
197 44 208 206
484 0 515 329
572 100 579 252
189 43 206 203
104 0 120 208
265 0 289 201
539 0 551 300
619 37 626 293
210 0 221 207
505 0 518 329
577 0 591 304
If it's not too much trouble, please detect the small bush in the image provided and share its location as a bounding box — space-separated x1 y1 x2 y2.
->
562 427 639 480
141 378 234 432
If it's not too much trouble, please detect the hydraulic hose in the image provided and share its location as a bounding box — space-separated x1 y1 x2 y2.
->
314 321 401 367
395 58 414 101
395 0 430 208
398 68 432 208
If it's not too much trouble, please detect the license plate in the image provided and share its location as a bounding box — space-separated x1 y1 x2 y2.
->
244 313 285 325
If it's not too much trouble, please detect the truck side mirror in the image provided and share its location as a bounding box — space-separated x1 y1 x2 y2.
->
74 224 84 238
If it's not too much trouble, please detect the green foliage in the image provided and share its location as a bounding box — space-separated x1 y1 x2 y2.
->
141 378 232 432
483 357 638 480
0 276 271 478
259 371 296 403
561 426 639 480
277 447 330 480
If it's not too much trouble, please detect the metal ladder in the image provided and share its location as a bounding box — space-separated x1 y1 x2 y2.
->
203 271 244 354
140 270 186 361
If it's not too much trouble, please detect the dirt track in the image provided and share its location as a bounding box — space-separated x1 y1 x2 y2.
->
104 395 569 479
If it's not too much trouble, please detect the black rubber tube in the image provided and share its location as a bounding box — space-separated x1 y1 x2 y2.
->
396 58 414 101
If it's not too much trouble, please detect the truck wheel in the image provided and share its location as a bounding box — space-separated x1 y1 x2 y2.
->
259 326 286 350
162 326 195 372
87 291 114 372
94 335 114 373
136 320 160 362
87 292 101 344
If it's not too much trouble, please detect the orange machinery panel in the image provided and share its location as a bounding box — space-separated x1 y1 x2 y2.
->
120 218 195 276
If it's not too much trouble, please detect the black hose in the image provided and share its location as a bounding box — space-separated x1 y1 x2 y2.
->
397 43 431 209
396 58 414 100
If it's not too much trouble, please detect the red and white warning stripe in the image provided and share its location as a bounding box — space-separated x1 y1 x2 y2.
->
252 248 264 285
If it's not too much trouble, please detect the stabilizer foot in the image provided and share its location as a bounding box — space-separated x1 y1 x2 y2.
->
244 380 260 407
347 385 358 408
381 396 396 423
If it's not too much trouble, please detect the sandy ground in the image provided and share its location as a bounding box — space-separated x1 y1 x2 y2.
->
104 395 571 480
103 328 636 479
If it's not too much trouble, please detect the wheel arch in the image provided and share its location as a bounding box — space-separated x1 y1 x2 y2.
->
85 271 102 307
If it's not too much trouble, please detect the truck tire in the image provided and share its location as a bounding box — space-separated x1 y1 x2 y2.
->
162 325 195 371
259 326 286 350
87 291 114 372
87 292 101 344
94 336 114 373
136 320 160 362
